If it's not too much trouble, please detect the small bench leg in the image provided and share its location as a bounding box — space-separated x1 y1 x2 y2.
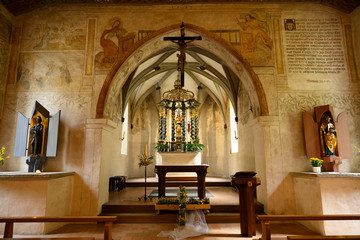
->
104 222 112 240
4 222 14 238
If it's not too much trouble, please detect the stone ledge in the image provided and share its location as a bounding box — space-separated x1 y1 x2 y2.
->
0 171 75 179
291 171 360 178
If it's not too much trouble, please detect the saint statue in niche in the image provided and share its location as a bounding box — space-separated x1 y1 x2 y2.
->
30 116 44 155
319 114 337 157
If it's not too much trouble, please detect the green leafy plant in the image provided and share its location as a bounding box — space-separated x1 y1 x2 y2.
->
310 157 323 167
154 142 168 152
0 146 10 165
156 198 179 205
186 139 205 152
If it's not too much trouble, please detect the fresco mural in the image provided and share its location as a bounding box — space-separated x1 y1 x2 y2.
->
16 52 83 91
95 18 136 69
21 11 86 51
0 14 11 119
136 9 274 67
235 10 273 66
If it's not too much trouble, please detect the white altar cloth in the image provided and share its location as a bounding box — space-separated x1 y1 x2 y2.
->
156 152 201 179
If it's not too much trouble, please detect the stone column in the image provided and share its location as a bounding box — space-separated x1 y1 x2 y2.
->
251 116 294 214
81 118 116 215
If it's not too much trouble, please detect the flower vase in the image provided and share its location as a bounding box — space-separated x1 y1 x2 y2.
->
312 166 321 173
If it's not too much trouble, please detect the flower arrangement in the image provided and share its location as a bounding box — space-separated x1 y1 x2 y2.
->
154 186 211 225
0 146 10 165
178 185 188 226
310 157 323 167
138 144 153 167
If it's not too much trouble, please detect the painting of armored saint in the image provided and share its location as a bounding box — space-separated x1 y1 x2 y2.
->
236 10 273 66
95 18 136 69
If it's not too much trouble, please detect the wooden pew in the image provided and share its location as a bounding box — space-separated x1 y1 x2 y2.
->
257 215 360 240
287 236 360 240
0 216 117 240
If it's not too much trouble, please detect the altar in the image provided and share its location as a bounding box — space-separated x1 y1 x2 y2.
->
291 172 360 235
0 171 74 234
156 152 201 180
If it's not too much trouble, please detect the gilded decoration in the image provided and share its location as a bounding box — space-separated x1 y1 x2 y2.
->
16 53 83 91
95 18 136 69
21 11 86 51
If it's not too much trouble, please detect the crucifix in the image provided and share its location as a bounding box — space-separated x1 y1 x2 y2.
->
164 22 202 87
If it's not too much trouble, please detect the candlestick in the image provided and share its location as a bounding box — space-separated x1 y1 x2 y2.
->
144 144 147 158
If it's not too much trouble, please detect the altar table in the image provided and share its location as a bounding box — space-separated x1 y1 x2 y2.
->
154 165 209 199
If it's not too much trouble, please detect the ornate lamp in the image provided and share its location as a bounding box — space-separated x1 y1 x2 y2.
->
157 78 200 152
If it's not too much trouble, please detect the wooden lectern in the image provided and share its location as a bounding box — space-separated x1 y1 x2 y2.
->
231 171 261 237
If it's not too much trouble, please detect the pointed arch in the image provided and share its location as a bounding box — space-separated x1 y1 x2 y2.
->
96 23 269 120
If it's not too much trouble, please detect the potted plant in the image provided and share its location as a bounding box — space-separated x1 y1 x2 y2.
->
154 141 168 152
0 146 10 166
310 157 323 173
186 139 205 152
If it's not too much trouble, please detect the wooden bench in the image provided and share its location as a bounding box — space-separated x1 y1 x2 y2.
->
257 215 360 240
0 238 95 240
0 216 117 240
287 236 360 240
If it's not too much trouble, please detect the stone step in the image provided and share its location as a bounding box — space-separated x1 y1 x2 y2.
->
101 202 264 214
100 213 241 223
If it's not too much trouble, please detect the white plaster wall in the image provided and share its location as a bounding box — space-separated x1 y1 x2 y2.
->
200 97 229 177
127 97 158 178
98 120 121 214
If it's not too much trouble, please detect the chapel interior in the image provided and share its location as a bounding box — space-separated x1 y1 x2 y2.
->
0 0 360 239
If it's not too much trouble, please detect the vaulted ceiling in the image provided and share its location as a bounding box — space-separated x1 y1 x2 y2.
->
1 0 359 16
123 44 241 123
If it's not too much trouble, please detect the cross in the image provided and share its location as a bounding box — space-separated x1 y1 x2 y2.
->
164 22 202 87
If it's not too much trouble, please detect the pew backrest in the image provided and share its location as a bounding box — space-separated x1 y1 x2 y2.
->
257 214 360 240
0 216 117 240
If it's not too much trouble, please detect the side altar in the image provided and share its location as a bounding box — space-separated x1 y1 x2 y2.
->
291 172 360 235
0 171 74 234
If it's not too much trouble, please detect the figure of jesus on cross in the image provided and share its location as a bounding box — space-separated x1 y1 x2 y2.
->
164 22 202 87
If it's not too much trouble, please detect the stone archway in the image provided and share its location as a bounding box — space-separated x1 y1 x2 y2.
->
96 23 269 121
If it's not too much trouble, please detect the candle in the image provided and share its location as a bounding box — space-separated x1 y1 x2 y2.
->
36 170 41 174
144 144 147 158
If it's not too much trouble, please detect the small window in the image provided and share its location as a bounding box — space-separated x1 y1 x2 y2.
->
230 103 238 153
121 104 129 155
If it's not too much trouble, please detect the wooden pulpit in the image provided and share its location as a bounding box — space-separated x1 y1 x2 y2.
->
231 171 261 237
